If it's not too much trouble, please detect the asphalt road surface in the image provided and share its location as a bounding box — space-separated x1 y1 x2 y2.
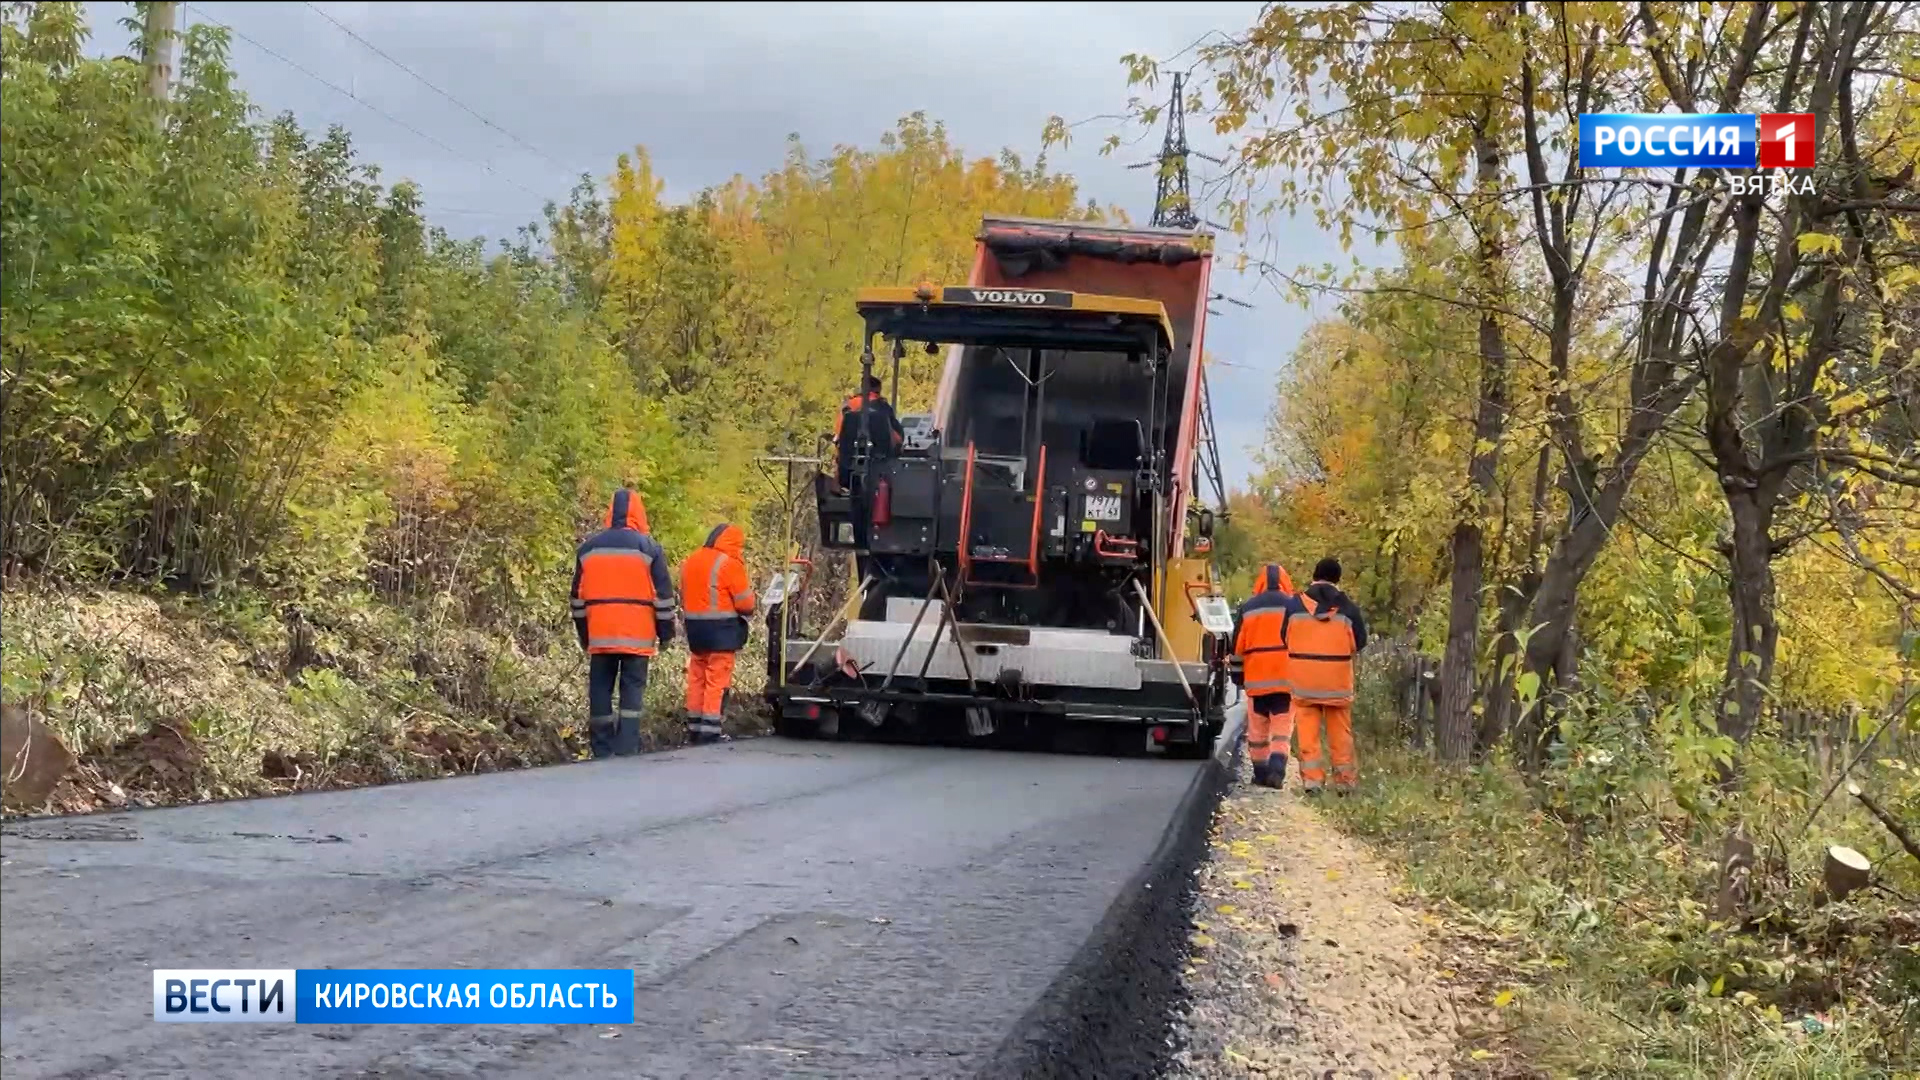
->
1 737 1210 1079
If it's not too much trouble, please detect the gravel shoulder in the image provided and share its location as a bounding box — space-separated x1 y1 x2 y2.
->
1168 756 1463 1079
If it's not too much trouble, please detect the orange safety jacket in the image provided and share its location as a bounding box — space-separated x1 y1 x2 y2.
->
1284 585 1359 703
1232 563 1298 696
834 391 904 448
570 488 677 656
681 523 757 653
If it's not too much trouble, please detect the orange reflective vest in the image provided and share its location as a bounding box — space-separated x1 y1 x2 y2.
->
681 523 756 653
1284 590 1357 703
570 488 677 656
1233 563 1297 696
834 391 903 448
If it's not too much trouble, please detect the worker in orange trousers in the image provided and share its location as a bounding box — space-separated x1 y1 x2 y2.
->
1287 557 1369 793
680 523 757 745
1232 563 1298 789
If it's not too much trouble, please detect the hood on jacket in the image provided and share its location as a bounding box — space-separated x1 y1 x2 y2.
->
1304 580 1345 613
704 522 745 561
603 488 649 533
1252 563 1295 596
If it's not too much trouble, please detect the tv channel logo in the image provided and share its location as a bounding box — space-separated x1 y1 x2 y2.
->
152 968 635 1024
1580 113 1818 170
154 970 296 1023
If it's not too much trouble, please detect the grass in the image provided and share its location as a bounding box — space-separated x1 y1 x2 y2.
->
1315 672 1920 1078
1 582 771 814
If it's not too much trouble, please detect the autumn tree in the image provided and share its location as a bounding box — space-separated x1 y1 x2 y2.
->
1082 0 1918 766
1650 0 1920 747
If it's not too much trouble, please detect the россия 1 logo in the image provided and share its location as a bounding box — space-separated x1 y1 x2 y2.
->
1579 113 1816 171
1579 112 1817 199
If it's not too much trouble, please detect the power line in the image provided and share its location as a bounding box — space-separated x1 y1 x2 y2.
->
299 1 572 176
181 3 546 200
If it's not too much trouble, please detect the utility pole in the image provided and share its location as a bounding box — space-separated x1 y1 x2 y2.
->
140 2 179 116
1149 73 1199 231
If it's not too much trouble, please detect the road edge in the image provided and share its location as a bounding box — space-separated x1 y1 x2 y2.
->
978 707 1242 1080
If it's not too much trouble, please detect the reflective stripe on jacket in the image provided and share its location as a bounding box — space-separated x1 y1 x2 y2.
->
1233 563 1299 695
1284 586 1358 702
681 523 756 653
570 488 676 656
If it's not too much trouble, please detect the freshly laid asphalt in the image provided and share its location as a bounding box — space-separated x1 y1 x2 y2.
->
0 730 1231 1079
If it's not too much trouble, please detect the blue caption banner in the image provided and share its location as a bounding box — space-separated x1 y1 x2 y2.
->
1580 113 1757 169
295 969 633 1024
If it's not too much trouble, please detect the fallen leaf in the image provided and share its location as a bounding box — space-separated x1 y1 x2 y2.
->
1471 1049 1492 1061
1493 990 1514 1008
1264 973 1283 989
1233 880 1254 890
1192 934 1216 948
1216 904 1240 915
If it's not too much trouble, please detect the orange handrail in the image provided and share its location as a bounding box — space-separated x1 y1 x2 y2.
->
1026 443 1047 581
957 441 977 580
1093 529 1139 559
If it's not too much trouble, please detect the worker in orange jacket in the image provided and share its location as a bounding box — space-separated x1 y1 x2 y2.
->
680 523 757 745
569 487 677 758
834 375 904 491
1231 563 1298 789
1287 557 1369 793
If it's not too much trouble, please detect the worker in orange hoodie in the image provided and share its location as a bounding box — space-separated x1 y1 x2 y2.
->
1231 563 1299 789
680 523 757 745
1287 557 1369 793
570 487 677 758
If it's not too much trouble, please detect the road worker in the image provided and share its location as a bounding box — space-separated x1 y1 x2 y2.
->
680 523 757 745
1287 557 1369 793
834 375 904 492
1232 562 1299 789
569 487 677 759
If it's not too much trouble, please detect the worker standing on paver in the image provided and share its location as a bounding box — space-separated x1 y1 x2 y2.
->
1287 557 1368 794
680 523 757 745
833 375 905 492
570 487 677 758
1232 562 1299 789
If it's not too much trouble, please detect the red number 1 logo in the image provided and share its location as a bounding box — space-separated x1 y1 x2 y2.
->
1758 113 1816 169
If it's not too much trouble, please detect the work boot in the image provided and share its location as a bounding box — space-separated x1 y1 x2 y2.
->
1250 758 1272 787
1264 755 1288 790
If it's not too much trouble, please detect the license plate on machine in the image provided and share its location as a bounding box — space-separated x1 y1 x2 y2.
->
1084 494 1122 521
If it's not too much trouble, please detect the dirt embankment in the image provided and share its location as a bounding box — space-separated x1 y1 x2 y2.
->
1 586 766 816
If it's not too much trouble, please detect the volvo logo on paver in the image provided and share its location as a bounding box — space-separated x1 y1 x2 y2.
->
943 287 1071 307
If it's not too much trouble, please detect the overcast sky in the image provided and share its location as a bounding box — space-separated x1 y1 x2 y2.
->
83 1 1374 487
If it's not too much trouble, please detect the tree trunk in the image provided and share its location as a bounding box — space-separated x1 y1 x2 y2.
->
1720 483 1779 745
1514 508 1607 767
1479 446 1552 755
1436 125 1510 765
